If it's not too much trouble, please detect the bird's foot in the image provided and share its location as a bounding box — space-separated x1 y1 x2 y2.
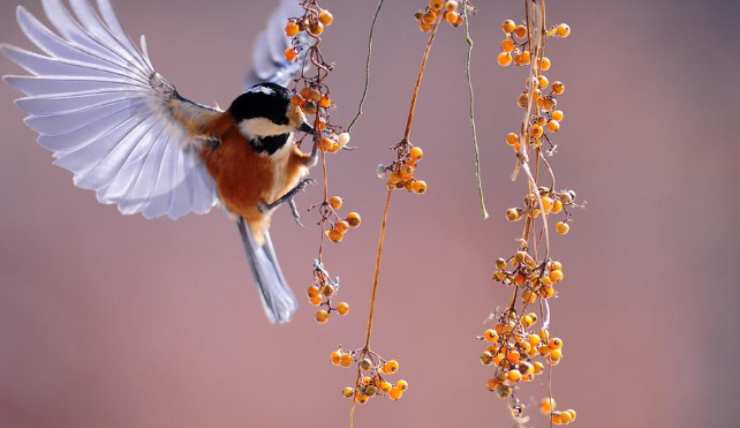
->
258 178 315 226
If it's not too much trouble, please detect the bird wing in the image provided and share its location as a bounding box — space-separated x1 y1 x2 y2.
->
2 0 221 220
246 0 312 88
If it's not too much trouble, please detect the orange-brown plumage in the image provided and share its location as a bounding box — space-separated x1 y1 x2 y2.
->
199 112 311 244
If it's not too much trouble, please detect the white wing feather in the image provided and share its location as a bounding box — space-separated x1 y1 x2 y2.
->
247 0 312 88
2 0 219 220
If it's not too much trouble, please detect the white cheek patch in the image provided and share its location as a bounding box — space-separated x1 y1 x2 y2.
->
239 118 294 139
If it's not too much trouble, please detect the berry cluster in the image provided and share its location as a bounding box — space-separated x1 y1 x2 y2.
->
379 145 428 195
331 349 408 404
284 1 358 322
415 0 468 32
485 1 580 425
308 261 350 324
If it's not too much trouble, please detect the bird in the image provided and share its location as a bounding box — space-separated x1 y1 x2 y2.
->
1 0 320 324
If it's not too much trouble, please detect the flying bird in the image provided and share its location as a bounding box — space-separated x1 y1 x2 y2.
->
1 0 319 324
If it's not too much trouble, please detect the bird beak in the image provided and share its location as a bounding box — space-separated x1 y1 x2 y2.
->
299 121 314 134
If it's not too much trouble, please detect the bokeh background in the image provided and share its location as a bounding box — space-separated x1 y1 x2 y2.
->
2 0 739 427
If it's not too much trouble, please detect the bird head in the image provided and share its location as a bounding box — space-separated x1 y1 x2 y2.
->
229 82 313 140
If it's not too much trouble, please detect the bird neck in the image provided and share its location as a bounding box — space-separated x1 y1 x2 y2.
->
249 133 291 156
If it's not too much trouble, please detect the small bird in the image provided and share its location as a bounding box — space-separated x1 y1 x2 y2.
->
1 0 319 323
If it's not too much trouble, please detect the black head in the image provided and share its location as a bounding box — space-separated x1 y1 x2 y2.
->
229 82 291 125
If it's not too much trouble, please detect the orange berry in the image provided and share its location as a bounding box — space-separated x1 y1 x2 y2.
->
318 95 332 109
396 380 409 391
547 120 561 133
379 380 393 393
555 221 570 235
342 386 355 398
336 302 350 316
388 387 403 401
555 23 571 38
549 337 564 349
505 132 519 146
315 309 329 324
552 81 566 95
355 393 369 404
551 110 565 122
409 146 424 160
329 195 343 210
340 353 353 367
515 50 531 65
290 95 304 106
284 47 298 62
319 137 338 153
505 208 521 222
501 38 515 52
540 397 557 414
335 220 350 233
346 212 362 228
285 21 300 37
429 0 444 10
330 350 342 366
522 289 537 304
506 350 521 364
497 51 513 67
483 329 499 343
319 9 334 26
307 285 320 298
507 369 522 383
530 124 544 138
308 21 325 36
310 295 322 306
502 19 517 34
383 360 400 374
410 180 428 194
539 56 552 71
326 228 344 243
513 25 527 38
444 11 459 25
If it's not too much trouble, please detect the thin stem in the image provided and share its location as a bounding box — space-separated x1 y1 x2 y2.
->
462 0 490 220
403 20 441 142
363 189 394 349
347 0 386 133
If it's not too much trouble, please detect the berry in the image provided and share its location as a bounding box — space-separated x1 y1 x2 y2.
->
346 212 362 228
284 47 298 62
319 9 334 26
329 196 343 210
383 360 400 374
336 302 350 316
285 21 300 37
497 52 513 67
555 23 571 38
315 309 330 324
555 221 570 235
502 19 517 34
540 397 557 414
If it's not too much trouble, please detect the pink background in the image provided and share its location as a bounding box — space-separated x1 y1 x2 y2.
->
1 0 739 427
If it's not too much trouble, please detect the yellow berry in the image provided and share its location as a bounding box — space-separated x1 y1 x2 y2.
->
396 380 409 391
520 314 534 328
540 397 557 414
336 301 350 316
346 212 362 228
549 337 564 349
383 360 399 374
542 196 554 213
379 380 393 393
555 23 571 38
502 19 517 34
497 51 513 67
315 309 330 324
329 196 343 210
548 348 563 364
285 21 300 37
528 334 541 346
533 361 545 374
319 9 334 26
517 92 530 109
555 221 570 235
342 387 354 398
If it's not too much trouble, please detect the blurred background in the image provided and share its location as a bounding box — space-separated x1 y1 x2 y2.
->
1 0 739 427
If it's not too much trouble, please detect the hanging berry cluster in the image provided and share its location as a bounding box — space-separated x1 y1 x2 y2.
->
483 0 581 426
333 349 408 404
415 0 466 32
283 1 360 325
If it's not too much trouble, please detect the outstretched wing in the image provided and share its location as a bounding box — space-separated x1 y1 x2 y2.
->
1 0 220 220
246 0 312 88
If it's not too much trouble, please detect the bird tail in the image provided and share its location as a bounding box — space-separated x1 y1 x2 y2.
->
236 218 297 324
